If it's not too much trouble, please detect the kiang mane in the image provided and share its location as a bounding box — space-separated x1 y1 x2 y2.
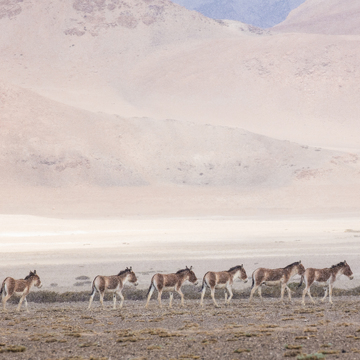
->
283 261 300 269
228 265 242 272
331 261 345 269
176 268 189 274
117 269 130 276
24 272 34 280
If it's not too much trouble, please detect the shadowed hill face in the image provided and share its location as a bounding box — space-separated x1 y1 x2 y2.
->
273 0 360 35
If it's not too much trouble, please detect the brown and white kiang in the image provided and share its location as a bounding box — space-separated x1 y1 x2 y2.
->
249 261 305 303
299 261 353 306
1 270 42 312
145 266 198 308
200 265 248 307
88 267 138 310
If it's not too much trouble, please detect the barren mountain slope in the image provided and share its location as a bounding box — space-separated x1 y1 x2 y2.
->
3 81 355 188
1 0 360 150
2 82 360 215
273 0 360 35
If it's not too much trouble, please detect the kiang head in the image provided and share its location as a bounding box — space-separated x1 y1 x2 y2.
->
229 265 248 282
296 261 306 276
185 266 198 285
341 261 354 280
123 266 138 286
239 265 248 282
26 270 42 288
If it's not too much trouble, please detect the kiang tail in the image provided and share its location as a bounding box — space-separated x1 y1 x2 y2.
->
251 276 255 289
199 279 206 292
0 278 7 296
298 275 304 288
89 277 97 296
146 282 154 297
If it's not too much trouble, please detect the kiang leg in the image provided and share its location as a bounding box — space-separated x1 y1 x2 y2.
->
200 286 206 307
2 293 10 312
176 287 185 307
88 292 95 310
285 284 292 302
99 291 105 309
113 293 117 309
226 284 233 304
307 286 315 304
118 291 125 309
321 287 328 303
17 294 26 312
210 288 219 307
258 285 264 303
145 285 155 308
302 286 308 306
329 284 333 304
24 297 29 313
249 285 259 303
169 292 173 308
280 282 286 303
157 289 163 308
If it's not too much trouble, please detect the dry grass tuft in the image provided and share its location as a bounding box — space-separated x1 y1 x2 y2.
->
296 353 325 359
0 345 26 353
233 348 251 353
284 350 302 357
319 350 339 354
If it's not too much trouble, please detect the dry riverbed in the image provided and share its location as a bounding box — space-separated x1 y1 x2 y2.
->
1 296 360 360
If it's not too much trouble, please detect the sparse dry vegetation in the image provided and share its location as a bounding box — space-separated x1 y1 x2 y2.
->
0 296 359 359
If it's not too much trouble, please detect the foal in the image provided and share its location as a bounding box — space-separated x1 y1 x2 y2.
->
200 265 248 307
88 267 138 310
300 260 354 306
249 261 305 303
1 270 42 312
145 266 198 308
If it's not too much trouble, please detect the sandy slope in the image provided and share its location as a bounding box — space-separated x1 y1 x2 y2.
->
3 81 359 188
273 0 360 35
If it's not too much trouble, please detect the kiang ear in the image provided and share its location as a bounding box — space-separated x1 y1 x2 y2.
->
129 266 132 271
344 260 347 265
189 266 193 271
34 270 36 274
186 266 189 269
240 264 243 267
299 260 301 264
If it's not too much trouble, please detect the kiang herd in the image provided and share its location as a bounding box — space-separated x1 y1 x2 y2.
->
0 261 354 313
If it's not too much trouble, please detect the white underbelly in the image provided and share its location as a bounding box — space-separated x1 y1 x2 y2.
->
162 286 175 292
264 281 281 286
215 283 227 289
